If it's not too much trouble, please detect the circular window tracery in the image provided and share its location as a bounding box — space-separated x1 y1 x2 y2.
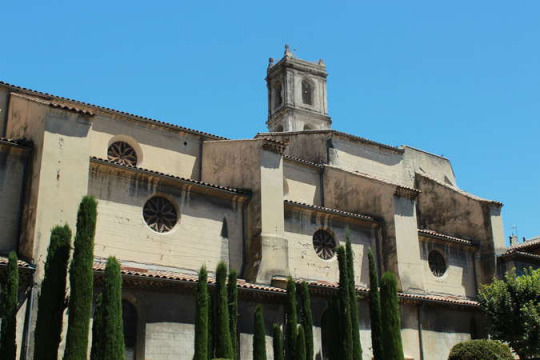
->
428 250 446 277
143 196 178 233
313 229 337 260
107 141 138 166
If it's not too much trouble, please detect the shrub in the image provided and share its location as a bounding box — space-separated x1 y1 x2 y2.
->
215 262 233 359
380 272 404 360
285 277 298 360
337 246 353 360
273 323 284 360
367 249 383 360
448 339 513 360
345 236 362 360
0 251 19 360
228 270 239 360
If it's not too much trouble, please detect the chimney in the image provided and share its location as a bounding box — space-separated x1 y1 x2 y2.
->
509 234 519 246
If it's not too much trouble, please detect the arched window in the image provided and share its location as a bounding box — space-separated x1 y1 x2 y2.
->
302 80 313 105
107 141 138 166
122 300 138 360
274 82 283 108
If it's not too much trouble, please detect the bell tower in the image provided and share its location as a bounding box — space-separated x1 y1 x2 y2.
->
266 45 332 132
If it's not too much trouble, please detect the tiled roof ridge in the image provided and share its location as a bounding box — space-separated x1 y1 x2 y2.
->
506 237 540 252
90 156 247 195
283 155 324 168
92 262 286 294
284 200 380 223
418 229 478 247
0 137 32 147
416 172 503 207
327 165 419 194
1 80 227 140
501 250 540 261
294 278 477 306
0 255 35 269
256 130 403 154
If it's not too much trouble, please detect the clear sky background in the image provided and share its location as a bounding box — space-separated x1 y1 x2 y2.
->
2 1 539 242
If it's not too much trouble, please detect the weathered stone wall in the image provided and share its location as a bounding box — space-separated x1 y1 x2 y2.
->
0 143 28 252
285 208 374 286
283 161 321 205
88 165 244 273
90 115 203 179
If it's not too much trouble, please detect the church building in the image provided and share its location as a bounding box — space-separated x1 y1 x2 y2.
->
0 46 509 360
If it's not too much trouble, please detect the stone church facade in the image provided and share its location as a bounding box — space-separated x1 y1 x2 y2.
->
0 46 510 360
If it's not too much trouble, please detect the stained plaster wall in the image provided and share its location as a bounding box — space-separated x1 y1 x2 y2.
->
0 87 9 136
6 94 91 274
88 165 244 273
402 147 456 187
328 137 407 185
283 160 321 205
90 115 202 179
415 174 502 285
0 144 28 252
419 240 476 298
202 139 287 283
284 208 374 286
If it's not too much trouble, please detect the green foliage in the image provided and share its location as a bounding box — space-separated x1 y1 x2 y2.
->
0 251 19 360
34 225 72 360
299 282 313 360
195 266 209 360
285 277 298 360
380 272 404 360
95 257 124 360
321 298 341 360
64 196 97 360
208 292 214 359
337 246 353 360
448 339 513 360
253 305 267 360
227 270 239 360
345 236 362 360
90 294 103 360
296 326 306 360
367 249 383 360
215 262 233 359
272 324 284 360
478 268 540 359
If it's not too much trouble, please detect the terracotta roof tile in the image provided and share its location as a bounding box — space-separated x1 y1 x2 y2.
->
1 81 226 140
93 262 285 294
50 102 95 116
90 157 247 196
283 155 324 168
418 229 478 247
0 255 34 269
0 137 32 147
506 237 540 253
295 278 478 307
500 250 540 262
284 200 380 223
416 172 503 207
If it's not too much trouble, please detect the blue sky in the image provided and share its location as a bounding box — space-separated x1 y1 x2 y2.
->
2 1 539 241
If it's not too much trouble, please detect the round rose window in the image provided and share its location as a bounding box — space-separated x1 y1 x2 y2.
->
313 229 337 260
143 196 178 233
428 250 446 277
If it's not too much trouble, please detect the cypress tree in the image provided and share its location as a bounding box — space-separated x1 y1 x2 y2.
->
208 292 214 359
228 270 239 360
0 251 19 360
345 237 362 360
34 225 72 360
285 277 298 360
337 246 353 360
99 257 124 360
272 324 284 360
90 294 104 360
253 305 267 360
380 272 404 360
296 326 306 360
299 282 313 360
194 265 209 360
215 262 233 359
321 298 341 360
368 250 383 360
64 196 98 360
